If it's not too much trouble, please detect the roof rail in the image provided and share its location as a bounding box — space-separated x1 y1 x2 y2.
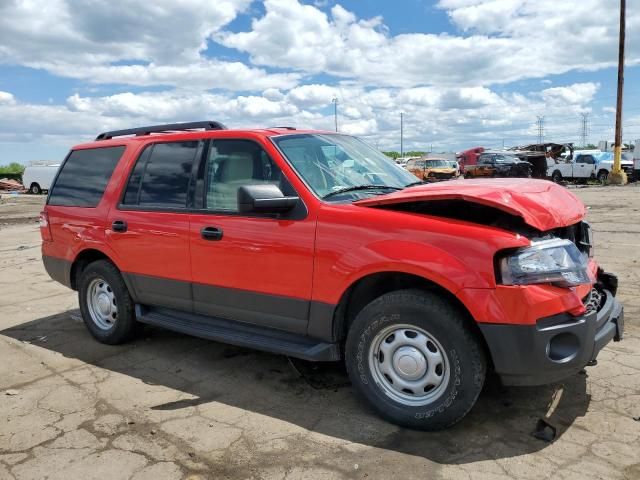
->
269 126 296 130
95 121 227 141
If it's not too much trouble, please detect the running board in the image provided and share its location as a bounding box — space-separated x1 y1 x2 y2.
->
135 305 340 361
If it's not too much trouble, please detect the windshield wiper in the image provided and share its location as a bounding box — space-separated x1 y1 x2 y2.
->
403 181 425 188
322 184 402 200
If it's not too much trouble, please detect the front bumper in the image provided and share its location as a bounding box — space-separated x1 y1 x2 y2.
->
479 274 624 386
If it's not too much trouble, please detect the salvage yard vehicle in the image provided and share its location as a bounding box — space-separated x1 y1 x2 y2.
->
22 164 60 194
549 152 635 183
406 158 457 181
456 146 483 174
41 121 624 430
463 152 532 178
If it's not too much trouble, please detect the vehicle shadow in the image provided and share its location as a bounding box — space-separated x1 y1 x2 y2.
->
1 310 591 464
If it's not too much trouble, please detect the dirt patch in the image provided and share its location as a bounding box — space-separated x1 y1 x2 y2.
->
0 194 45 228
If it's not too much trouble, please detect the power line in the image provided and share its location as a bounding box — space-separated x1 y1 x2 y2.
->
331 97 339 132
536 116 545 143
579 113 590 146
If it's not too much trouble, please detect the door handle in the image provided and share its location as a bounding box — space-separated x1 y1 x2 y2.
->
112 220 127 233
201 226 223 241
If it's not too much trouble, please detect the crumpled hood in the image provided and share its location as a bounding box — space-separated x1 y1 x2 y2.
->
354 178 586 231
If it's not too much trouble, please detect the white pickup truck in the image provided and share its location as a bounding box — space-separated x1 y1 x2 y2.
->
548 152 634 183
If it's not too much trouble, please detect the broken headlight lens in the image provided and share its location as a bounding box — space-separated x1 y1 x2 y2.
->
499 238 590 287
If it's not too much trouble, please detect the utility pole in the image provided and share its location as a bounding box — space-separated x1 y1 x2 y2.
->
580 113 590 147
609 0 627 184
332 97 339 132
400 112 404 158
536 116 545 144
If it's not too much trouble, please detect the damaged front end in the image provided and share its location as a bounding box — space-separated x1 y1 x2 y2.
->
354 178 624 386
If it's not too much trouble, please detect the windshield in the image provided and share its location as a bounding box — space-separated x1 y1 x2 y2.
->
494 154 518 163
425 160 448 167
272 133 418 200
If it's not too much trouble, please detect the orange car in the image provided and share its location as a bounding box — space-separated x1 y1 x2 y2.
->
406 158 457 181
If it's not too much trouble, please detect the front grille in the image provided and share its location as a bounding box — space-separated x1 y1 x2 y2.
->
583 287 604 315
553 221 592 256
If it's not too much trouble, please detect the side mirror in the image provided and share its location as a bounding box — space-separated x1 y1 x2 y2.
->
237 184 299 214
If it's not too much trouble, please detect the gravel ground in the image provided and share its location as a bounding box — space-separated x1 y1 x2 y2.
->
0 186 638 480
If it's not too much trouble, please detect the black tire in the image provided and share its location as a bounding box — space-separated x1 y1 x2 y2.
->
345 289 486 430
551 170 562 183
30 183 42 194
78 260 139 345
597 170 608 184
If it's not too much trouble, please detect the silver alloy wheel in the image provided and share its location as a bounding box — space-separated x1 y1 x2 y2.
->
369 324 450 406
86 277 118 330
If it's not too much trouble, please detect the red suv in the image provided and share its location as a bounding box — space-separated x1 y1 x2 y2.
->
41 121 624 430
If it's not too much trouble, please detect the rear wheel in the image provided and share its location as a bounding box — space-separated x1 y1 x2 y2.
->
29 183 42 194
345 289 486 430
551 170 562 183
78 260 139 344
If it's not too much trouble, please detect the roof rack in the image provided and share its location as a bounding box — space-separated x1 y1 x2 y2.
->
95 121 227 141
269 126 296 130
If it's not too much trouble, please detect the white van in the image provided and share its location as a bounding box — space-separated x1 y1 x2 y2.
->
22 164 61 194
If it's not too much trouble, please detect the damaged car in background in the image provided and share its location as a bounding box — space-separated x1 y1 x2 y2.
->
463 151 532 178
406 157 459 181
41 124 624 431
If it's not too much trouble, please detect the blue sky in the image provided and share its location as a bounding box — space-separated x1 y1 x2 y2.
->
0 0 638 163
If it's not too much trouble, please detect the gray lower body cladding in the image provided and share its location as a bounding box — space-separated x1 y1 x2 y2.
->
479 287 623 386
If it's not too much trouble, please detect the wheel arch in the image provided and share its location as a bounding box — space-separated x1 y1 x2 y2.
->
70 248 119 290
331 271 489 361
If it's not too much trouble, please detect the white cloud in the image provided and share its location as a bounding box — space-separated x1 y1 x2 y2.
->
0 0 636 158
220 0 639 87
541 83 599 105
0 0 298 92
0 80 608 153
0 91 16 105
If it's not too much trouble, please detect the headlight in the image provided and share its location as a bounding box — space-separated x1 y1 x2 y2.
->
499 238 590 287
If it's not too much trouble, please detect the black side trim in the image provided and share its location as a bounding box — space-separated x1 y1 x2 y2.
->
123 272 327 339
136 305 340 361
122 273 192 313
308 301 338 341
192 283 309 335
42 255 72 289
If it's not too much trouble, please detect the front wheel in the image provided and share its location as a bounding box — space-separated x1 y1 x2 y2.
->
345 290 486 430
597 170 608 184
29 183 42 194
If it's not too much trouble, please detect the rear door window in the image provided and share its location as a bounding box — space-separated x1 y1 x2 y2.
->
123 141 201 208
48 146 125 207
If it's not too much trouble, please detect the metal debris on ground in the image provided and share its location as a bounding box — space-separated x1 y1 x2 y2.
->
532 418 557 442
0 178 26 192
5 389 20 396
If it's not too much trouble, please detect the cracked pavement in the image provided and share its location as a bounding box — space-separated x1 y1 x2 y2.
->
1 185 639 480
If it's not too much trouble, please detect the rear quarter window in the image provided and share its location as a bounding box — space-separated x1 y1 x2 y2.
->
48 146 125 207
